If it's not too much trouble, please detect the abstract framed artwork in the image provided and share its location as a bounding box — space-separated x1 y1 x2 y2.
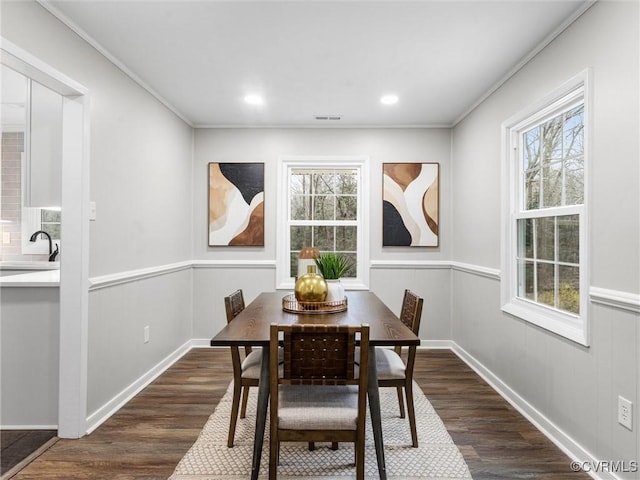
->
383 163 439 247
208 162 264 246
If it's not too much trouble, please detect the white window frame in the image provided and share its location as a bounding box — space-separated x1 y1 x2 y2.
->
276 156 370 291
501 70 590 346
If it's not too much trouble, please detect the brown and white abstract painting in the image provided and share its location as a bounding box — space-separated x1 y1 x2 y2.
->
208 163 264 246
383 163 439 247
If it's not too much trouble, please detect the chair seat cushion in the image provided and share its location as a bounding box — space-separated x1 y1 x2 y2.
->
375 348 406 380
241 348 284 380
240 349 263 379
278 385 359 430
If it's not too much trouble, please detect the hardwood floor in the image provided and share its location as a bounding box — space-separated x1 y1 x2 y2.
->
8 348 590 479
1 430 57 475
415 350 590 480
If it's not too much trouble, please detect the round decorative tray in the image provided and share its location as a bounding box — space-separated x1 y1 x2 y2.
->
282 294 348 314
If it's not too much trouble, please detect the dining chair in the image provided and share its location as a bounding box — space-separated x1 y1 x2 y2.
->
224 289 261 448
269 323 370 480
376 289 423 447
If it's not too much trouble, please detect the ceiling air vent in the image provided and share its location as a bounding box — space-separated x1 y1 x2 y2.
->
314 115 341 121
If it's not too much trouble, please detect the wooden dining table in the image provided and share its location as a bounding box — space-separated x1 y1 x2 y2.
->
210 290 420 480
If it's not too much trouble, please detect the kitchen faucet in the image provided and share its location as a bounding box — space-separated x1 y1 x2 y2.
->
29 230 59 262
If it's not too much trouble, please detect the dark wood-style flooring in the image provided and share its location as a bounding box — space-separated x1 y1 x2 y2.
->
1 430 57 476
6 349 590 479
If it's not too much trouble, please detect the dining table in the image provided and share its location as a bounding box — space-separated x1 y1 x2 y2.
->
210 290 420 480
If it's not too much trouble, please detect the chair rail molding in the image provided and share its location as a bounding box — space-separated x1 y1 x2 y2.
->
89 259 277 291
370 260 451 270
451 261 501 280
192 259 277 269
88 261 192 291
370 259 501 280
590 287 640 314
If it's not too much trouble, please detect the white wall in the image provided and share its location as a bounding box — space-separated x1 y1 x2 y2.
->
192 128 453 340
452 1 639 475
1 1 194 425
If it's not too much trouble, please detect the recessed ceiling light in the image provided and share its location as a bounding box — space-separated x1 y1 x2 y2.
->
380 95 399 105
244 94 264 105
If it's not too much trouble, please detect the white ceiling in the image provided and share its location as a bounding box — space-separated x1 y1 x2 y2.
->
43 0 592 128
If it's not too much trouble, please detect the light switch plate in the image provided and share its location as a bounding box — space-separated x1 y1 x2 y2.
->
89 201 97 221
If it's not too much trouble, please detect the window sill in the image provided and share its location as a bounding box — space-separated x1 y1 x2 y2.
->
277 280 369 291
501 299 589 347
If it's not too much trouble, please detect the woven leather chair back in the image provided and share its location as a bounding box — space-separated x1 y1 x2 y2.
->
399 289 423 335
224 289 245 324
272 324 369 386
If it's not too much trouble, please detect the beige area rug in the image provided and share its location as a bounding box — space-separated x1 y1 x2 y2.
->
170 381 472 480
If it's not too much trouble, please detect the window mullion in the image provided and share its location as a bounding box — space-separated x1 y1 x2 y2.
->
539 126 545 209
554 217 559 309
561 112 567 206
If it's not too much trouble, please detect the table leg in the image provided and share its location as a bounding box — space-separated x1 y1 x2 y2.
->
368 345 387 480
250 347 270 480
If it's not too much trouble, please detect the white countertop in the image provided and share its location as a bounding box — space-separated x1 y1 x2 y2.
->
0 269 60 287
0 261 60 270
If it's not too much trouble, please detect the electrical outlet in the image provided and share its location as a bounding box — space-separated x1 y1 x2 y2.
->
144 325 150 344
618 396 633 430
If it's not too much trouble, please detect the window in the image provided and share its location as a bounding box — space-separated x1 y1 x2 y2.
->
21 205 62 255
40 208 61 239
501 72 589 346
277 157 369 290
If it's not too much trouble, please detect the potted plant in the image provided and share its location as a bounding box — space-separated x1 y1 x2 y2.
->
314 252 352 302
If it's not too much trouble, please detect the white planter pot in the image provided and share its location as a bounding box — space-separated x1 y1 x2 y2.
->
325 279 345 302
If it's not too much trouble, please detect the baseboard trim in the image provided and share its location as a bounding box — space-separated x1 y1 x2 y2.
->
417 340 454 349
85 339 192 434
450 342 611 480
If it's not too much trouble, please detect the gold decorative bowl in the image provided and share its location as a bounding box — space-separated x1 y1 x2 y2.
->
282 294 348 314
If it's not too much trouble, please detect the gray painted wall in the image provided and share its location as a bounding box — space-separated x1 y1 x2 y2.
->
1 1 637 472
1 1 194 278
192 128 453 341
452 1 639 475
193 128 452 261
1 1 194 424
0 288 59 426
